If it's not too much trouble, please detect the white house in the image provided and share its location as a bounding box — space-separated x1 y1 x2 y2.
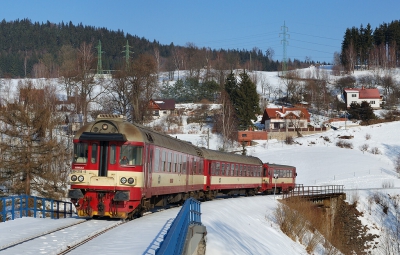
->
343 87 381 109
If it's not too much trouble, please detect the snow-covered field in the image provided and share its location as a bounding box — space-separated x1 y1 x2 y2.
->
1 67 400 254
1 120 399 254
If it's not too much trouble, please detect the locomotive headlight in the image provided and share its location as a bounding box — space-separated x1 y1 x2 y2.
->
128 177 134 184
78 175 84 182
71 175 77 182
102 124 108 130
120 177 127 184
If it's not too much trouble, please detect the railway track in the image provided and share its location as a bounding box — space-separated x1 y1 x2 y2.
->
0 219 123 255
57 220 127 255
0 219 88 251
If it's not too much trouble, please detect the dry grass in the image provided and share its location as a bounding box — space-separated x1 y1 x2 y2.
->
336 140 353 149
274 197 333 253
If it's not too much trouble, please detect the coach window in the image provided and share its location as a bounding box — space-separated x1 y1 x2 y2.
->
216 162 220 175
179 155 183 173
231 164 235 176
120 145 143 166
192 158 197 174
168 152 172 172
182 155 187 173
110 144 116 164
211 163 215 175
154 149 160 172
161 151 166 172
226 163 230 176
199 160 203 174
221 163 225 176
235 164 239 176
73 142 88 163
174 154 178 172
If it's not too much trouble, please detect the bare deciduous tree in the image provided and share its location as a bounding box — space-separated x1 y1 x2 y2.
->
214 90 237 151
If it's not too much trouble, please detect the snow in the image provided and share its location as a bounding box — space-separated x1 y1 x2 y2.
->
1 67 400 254
1 120 399 254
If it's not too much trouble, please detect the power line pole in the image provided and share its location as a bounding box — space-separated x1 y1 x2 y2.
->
96 40 104 75
122 40 134 66
279 21 290 76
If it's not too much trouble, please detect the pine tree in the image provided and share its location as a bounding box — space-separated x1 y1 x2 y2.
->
0 80 70 199
359 101 376 124
224 70 260 130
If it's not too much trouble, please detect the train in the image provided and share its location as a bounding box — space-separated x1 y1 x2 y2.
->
67 114 296 219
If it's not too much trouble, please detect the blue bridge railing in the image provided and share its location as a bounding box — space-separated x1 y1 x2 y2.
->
155 198 202 255
0 195 73 222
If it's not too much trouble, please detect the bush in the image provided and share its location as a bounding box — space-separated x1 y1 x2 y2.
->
365 133 371 140
359 144 369 154
323 136 330 142
336 140 353 149
382 180 394 188
370 147 381 154
285 135 294 145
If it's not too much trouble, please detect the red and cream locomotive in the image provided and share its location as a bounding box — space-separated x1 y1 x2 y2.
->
68 114 296 219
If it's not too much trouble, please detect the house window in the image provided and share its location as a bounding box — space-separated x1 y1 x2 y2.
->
242 134 247 137
352 101 357 104
163 110 167 114
370 101 375 104
352 94 357 97
153 110 159 116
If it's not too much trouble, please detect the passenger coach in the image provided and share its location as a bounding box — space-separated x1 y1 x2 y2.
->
67 114 297 219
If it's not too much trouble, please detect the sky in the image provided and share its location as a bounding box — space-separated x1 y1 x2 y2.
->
2 1 400 64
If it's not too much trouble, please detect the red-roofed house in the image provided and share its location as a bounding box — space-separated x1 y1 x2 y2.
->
148 99 176 118
260 107 311 131
343 87 381 109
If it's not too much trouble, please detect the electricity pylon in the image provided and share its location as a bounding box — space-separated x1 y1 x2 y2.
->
279 21 290 76
96 40 104 74
122 40 134 66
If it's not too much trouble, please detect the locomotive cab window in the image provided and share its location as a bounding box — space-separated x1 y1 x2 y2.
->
120 145 143 166
73 142 88 163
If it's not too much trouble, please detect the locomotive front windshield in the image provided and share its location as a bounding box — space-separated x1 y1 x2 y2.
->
73 142 88 163
120 145 143 166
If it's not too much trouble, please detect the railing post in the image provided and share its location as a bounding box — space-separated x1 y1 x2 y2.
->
1 197 4 222
51 199 54 219
11 197 15 220
19 196 23 218
42 198 45 218
24 195 28 217
34 196 37 218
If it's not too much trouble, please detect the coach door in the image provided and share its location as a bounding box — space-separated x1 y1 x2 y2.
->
144 147 153 196
98 141 109 177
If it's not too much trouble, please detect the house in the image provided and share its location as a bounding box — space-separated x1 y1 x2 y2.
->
238 130 268 146
260 107 311 131
343 87 381 109
148 99 176 118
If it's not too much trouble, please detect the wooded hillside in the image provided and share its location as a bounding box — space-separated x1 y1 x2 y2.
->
0 18 300 78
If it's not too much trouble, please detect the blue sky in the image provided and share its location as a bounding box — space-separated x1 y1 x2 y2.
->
2 0 400 64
